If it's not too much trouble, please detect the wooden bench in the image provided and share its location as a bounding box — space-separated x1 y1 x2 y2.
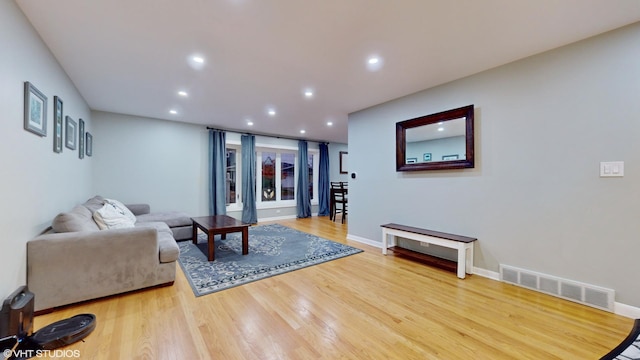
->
381 223 477 279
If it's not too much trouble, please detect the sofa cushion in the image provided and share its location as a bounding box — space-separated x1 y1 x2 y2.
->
93 202 136 230
52 205 100 233
125 203 150 216
134 221 173 236
83 195 106 213
136 211 191 228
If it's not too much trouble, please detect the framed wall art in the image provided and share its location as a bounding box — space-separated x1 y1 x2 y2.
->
53 96 63 153
24 82 48 137
339 151 348 174
65 116 77 150
86 132 93 157
78 119 85 159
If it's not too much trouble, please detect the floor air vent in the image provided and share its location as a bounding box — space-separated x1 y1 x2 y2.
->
499 264 614 312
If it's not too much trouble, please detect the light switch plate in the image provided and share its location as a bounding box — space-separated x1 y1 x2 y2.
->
600 161 624 177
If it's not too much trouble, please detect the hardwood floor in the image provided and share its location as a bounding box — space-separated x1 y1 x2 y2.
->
34 217 632 359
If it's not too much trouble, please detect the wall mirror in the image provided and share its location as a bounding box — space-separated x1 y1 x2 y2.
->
396 104 474 171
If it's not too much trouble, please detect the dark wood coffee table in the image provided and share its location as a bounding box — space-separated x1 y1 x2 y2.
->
191 215 250 261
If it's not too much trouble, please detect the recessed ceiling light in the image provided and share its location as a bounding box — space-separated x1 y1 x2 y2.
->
438 127 444 131
327 121 333 126
300 130 306 134
304 90 314 98
178 91 188 97
366 55 384 71
188 54 206 70
267 109 276 116
169 109 178 115
247 120 254 126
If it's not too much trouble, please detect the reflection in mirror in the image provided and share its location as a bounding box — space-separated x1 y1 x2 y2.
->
405 117 466 164
396 105 474 171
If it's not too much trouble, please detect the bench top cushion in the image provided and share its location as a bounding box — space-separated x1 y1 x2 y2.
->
381 223 477 243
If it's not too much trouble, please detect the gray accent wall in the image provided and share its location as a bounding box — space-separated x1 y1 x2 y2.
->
91 111 209 215
0 1 93 298
348 22 640 307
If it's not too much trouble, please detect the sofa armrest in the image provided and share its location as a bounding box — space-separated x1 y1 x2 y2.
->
126 203 150 215
27 227 161 311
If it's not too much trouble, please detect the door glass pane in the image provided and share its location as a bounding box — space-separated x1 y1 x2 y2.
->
262 152 276 201
226 149 236 204
281 153 295 200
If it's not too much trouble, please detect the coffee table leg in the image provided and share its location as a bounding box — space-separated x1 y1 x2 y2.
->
208 230 215 261
242 227 248 255
192 221 198 244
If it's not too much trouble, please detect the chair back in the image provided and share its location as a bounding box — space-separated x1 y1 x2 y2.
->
331 182 347 202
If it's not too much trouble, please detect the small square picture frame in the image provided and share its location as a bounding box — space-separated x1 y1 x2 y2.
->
24 82 48 137
65 116 77 150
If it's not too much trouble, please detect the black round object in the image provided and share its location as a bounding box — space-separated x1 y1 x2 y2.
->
30 314 96 350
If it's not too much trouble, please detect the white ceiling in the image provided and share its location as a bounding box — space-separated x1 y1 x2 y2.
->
16 0 640 144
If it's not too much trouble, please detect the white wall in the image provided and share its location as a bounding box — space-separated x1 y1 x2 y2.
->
0 1 93 298
348 22 640 306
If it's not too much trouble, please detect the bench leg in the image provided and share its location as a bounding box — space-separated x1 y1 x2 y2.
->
465 244 474 275
457 245 466 279
382 230 396 255
382 230 388 255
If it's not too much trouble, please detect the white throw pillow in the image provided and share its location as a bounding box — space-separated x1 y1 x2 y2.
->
93 202 136 230
105 198 137 223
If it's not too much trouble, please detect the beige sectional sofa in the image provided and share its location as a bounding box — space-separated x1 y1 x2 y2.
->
27 196 191 312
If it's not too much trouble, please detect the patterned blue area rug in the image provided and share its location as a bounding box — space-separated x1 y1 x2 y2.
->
178 223 363 297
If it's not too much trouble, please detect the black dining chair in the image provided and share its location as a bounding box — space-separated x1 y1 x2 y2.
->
330 182 348 223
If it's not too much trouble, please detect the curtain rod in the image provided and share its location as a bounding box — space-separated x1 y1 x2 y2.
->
205 126 330 144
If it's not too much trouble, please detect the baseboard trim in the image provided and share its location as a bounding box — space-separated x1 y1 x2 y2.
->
346 233 381 248
258 214 299 222
615 302 640 319
473 267 500 281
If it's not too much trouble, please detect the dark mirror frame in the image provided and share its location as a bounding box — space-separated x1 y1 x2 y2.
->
396 104 474 171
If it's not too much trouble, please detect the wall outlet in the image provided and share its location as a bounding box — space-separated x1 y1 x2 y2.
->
600 161 624 177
